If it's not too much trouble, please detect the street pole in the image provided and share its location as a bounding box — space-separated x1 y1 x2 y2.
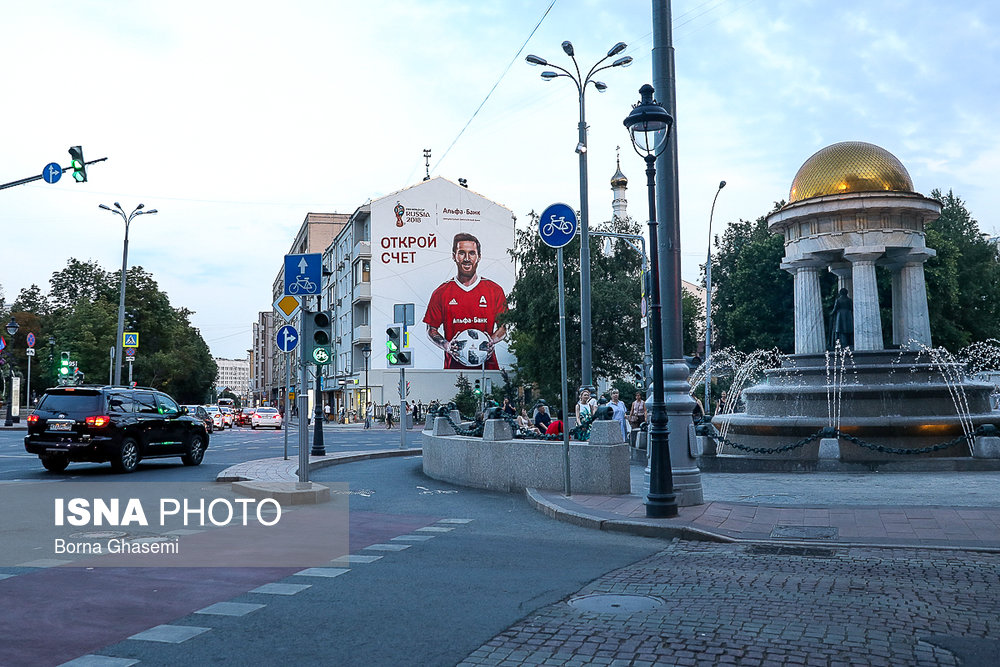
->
704 180 726 416
526 41 633 392
399 368 406 449
99 203 157 386
557 246 572 496
283 351 290 460
26 349 31 413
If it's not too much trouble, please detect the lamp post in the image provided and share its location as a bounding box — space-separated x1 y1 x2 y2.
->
362 344 371 428
624 84 678 518
99 202 157 386
4 316 19 427
704 180 726 416
526 41 633 392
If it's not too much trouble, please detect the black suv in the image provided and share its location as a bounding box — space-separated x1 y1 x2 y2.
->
25 385 210 474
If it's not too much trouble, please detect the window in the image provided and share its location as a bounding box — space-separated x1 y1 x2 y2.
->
155 394 181 415
135 393 159 414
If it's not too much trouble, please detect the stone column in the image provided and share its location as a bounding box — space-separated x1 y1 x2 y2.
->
846 252 883 351
898 260 933 349
829 263 853 295
792 264 825 354
891 267 903 347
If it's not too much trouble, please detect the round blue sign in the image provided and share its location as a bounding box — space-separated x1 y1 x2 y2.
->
276 324 299 353
538 202 578 249
42 163 63 184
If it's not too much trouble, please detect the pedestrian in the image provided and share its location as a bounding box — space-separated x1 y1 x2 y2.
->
323 403 331 422
517 408 539 435
364 402 372 429
692 395 705 422
534 403 552 431
502 397 516 418
545 409 564 436
629 391 646 430
385 402 394 429
575 389 597 426
608 389 628 441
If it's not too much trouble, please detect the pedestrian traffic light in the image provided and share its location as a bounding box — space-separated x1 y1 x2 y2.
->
474 379 482 396
302 310 332 365
68 146 87 183
386 325 412 367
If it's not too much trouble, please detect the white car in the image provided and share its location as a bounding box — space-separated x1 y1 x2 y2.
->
204 405 224 430
220 406 235 428
251 407 283 430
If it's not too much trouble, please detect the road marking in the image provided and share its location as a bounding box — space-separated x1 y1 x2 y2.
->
195 602 265 617
58 655 139 666
294 567 350 578
363 543 412 552
330 554 382 565
128 624 210 643
438 518 474 524
250 583 312 595
17 558 73 568
391 534 435 542
415 526 454 533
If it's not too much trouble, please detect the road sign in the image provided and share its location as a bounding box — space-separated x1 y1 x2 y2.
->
0 336 5 351
284 253 322 296
393 303 415 327
26 333 35 348
273 294 301 322
42 163 62 184
276 325 299 353
538 202 578 249
123 332 139 348
125 348 136 358
26 348 35 357
312 346 332 365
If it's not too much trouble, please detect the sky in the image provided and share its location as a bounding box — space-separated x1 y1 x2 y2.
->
2 0 998 359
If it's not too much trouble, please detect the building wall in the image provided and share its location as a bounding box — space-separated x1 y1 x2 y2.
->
215 357 250 401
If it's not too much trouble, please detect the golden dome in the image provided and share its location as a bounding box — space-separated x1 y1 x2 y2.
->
788 141 914 204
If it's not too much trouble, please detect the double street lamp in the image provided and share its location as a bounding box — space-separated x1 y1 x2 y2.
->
624 84 678 518
99 202 157 386
526 40 632 392
4 317 19 427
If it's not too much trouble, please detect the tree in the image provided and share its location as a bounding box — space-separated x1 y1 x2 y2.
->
452 374 477 418
502 213 644 402
11 285 50 316
711 207 795 353
682 288 701 356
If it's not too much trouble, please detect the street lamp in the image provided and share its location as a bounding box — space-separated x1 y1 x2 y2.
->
99 202 157 386
526 40 633 392
4 316 19 427
624 84 677 518
362 344 371 427
704 180 726 416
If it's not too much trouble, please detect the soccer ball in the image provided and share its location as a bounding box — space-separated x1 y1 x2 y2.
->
449 328 492 367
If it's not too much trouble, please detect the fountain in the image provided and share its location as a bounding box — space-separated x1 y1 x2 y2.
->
708 142 999 467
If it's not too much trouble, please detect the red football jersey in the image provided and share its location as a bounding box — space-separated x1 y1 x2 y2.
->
423 276 507 369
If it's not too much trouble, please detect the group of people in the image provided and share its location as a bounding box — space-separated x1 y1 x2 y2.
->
505 388 651 440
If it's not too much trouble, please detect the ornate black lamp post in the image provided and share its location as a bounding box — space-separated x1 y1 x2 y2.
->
4 316 20 427
526 41 632 392
624 84 678 518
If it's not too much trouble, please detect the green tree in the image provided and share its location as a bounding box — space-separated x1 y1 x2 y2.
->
452 374 477 418
682 288 701 356
11 285 50 316
502 213 644 401
711 208 795 353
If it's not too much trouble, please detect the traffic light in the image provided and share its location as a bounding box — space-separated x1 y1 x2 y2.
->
385 325 412 367
474 379 482 396
68 146 87 183
302 310 332 365
59 351 70 377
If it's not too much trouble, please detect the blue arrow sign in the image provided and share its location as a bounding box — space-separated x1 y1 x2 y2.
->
538 202 578 249
42 163 62 184
276 324 299 353
284 253 322 296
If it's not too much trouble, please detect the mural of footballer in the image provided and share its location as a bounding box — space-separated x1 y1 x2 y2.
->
423 232 508 369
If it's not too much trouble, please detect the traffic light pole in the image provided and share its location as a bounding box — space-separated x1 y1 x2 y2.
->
400 367 406 449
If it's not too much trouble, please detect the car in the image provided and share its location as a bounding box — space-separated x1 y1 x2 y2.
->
204 405 224 431
24 385 210 474
251 407 283 430
183 404 214 433
236 407 255 427
220 406 234 428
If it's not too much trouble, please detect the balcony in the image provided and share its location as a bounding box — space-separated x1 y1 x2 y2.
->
352 282 371 303
353 240 371 258
353 324 371 341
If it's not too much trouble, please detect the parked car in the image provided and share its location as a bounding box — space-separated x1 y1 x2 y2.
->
220 406 235 428
251 407 283 430
24 385 209 473
204 405 224 431
183 404 214 433
236 407 255 427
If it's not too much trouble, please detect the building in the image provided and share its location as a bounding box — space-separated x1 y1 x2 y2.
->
250 311 274 406
214 357 250 402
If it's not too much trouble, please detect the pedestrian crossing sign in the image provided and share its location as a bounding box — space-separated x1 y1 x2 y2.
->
123 332 139 348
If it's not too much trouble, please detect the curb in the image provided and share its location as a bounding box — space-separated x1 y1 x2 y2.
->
524 488 733 543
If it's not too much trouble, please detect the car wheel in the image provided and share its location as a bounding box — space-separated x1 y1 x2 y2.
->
41 455 69 473
182 432 206 466
110 437 140 474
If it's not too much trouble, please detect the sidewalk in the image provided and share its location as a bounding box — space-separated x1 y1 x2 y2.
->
529 464 1000 552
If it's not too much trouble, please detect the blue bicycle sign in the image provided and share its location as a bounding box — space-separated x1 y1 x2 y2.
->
538 203 578 248
283 253 322 296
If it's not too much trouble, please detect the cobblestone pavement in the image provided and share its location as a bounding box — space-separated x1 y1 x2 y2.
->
461 540 1000 666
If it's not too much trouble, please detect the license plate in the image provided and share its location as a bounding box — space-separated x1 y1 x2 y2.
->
48 420 73 432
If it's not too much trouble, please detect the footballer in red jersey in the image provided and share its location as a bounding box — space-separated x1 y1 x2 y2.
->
424 232 508 369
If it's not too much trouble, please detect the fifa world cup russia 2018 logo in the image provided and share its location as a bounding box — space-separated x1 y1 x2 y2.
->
394 202 405 227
